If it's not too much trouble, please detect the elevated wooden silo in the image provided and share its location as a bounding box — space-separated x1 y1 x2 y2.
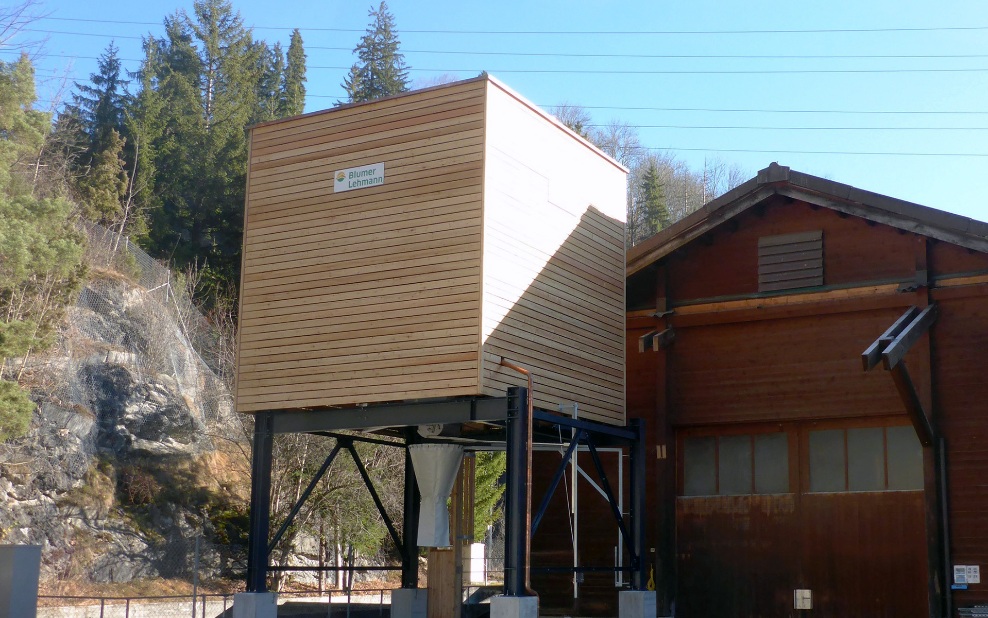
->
236 75 627 425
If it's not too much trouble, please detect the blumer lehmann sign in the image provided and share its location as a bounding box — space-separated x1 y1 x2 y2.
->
334 162 385 192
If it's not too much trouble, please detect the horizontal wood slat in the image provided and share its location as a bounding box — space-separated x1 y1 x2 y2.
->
236 78 627 421
237 81 488 412
250 99 488 158
760 266 824 283
246 186 483 241
251 81 487 146
250 111 486 167
759 258 823 275
756 230 823 246
239 341 480 380
758 230 824 292
240 300 481 347
239 388 481 413
760 249 822 266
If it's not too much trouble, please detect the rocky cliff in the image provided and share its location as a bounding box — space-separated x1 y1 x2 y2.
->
0 270 250 589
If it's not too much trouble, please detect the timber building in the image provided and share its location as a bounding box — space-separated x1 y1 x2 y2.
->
617 162 988 617
235 75 653 618
237 75 626 424
235 71 988 618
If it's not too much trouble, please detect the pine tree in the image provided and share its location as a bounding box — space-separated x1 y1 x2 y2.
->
342 1 409 103
473 452 506 540
161 13 202 82
0 379 32 442
280 29 306 116
0 54 49 195
121 35 170 243
188 0 259 126
0 55 86 441
139 0 261 300
39 106 87 198
75 128 128 224
61 42 139 234
636 160 669 242
141 18 207 266
254 41 284 123
69 42 129 156
341 65 362 103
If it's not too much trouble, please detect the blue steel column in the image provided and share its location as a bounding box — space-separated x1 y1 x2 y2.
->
629 418 647 590
246 412 274 592
401 427 421 588
504 386 530 596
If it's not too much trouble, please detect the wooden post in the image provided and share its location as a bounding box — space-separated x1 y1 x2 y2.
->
427 454 476 618
655 264 674 612
427 548 456 618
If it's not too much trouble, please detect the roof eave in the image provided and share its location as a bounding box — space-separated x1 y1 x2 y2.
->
627 163 988 276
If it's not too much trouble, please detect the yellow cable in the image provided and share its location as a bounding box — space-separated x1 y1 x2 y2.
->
647 566 656 591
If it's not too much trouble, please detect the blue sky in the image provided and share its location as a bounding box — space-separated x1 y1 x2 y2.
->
10 0 988 221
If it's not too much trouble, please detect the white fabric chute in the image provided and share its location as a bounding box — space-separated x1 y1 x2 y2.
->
409 444 464 547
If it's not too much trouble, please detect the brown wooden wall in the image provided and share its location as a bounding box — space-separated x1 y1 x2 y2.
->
237 80 488 412
931 284 988 610
666 198 920 302
621 194 988 616
668 307 923 426
676 491 927 618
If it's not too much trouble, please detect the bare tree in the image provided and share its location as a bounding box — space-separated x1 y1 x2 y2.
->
550 102 594 140
726 162 747 192
0 1 49 59
700 157 748 203
588 119 642 168
411 73 461 89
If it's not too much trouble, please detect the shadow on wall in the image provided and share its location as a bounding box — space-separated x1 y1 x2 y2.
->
481 205 625 427
481 205 628 615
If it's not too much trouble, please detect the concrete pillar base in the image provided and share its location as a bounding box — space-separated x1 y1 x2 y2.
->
233 592 278 618
391 588 428 618
0 545 41 618
619 590 656 618
491 595 538 618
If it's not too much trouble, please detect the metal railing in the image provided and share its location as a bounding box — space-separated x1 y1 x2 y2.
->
38 589 394 618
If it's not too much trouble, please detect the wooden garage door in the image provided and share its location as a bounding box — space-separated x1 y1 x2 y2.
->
675 420 927 618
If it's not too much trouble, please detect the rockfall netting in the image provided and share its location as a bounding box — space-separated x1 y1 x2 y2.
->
70 222 236 433
0 222 251 601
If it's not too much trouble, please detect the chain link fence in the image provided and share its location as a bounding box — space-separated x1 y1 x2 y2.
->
482 519 505 586
77 222 235 410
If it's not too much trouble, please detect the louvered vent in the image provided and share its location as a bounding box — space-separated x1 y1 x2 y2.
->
758 230 823 292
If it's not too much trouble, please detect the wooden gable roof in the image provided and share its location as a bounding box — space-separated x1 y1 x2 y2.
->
627 162 988 276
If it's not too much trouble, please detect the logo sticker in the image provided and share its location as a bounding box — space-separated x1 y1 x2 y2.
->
334 162 385 193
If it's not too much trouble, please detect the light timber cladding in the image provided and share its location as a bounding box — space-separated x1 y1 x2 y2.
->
236 75 627 425
479 83 626 424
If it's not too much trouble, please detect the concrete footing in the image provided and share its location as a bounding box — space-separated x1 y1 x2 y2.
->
491 595 538 618
391 588 428 618
0 545 41 618
232 592 278 618
618 590 656 618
